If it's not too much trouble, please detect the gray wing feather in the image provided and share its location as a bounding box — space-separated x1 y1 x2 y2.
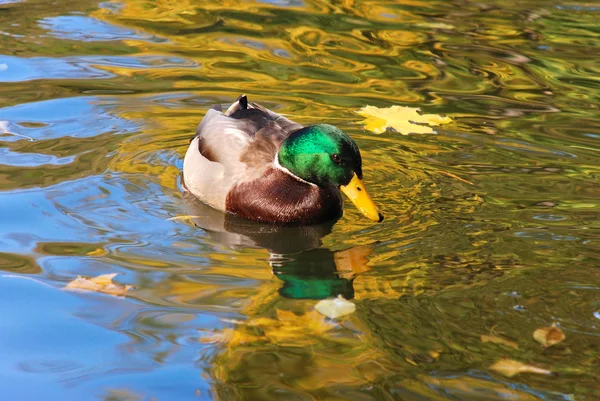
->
194 108 254 170
193 98 302 168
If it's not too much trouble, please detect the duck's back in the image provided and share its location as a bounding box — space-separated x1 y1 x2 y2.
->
183 95 303 212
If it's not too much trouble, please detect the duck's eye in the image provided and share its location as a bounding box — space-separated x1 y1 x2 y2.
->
331 154 342 164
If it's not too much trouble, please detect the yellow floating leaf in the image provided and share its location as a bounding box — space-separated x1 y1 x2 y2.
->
489 359 551 378
166 215 201 221
66 273 132 296
315 295 356 319
533 324 565 347
481 334 519 349
417 22 455 30
356 105 452 135
428 350 441 360
405 357 418 366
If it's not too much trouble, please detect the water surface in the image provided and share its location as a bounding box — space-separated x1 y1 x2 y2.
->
0 0 599 400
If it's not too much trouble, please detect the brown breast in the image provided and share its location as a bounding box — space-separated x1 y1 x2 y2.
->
226 167 343 224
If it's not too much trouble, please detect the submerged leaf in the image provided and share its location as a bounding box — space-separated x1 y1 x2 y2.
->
356 105 452 135
315 295 356 319
533 324 565 347
66 273 132 296
489 359 551 378
481 334 519 349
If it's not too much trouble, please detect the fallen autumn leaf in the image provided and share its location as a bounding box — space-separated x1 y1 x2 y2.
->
533 324 565 347
315 295 356 319
356 105 452 135
481 334 519 349
489 359 551 378
66 273 132 296
166 215 201 221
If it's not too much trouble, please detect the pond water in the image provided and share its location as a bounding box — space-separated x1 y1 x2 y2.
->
0 0 599 400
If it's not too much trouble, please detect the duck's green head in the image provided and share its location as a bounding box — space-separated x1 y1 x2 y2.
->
278 124 383 222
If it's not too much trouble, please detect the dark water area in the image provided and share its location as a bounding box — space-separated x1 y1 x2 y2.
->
0 0 599 400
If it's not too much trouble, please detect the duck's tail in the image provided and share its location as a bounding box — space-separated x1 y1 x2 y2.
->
225 94 248 116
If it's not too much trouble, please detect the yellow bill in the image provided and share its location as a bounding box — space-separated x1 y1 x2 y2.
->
340 174 383 222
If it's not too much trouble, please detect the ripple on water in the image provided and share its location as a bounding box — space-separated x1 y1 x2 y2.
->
0 54 198 83
0 147 76 167
0 96 139 140
39 15 166 43
0 275 129 384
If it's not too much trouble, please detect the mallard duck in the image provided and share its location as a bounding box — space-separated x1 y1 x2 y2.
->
183 95 383 225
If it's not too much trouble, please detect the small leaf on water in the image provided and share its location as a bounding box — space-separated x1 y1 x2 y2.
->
66 273 132 296
315 295 356 319
428 350 441 360
405 357 418 366
416 22 455 30
356 105 452 135
489 359 551 378
533 323 565 347
481 334 519 349
166 215 201 221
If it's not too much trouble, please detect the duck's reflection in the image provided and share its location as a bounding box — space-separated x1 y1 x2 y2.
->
183 193 371 300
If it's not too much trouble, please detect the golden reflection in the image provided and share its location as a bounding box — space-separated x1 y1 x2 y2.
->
92 0 445 109
151 277 225 305
119 0 198 23
410 375 548 400
69 1 600 399
333 245 372 279
172 190 491 396
180 192 393 391
180 193 372 299
0 253 41 274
